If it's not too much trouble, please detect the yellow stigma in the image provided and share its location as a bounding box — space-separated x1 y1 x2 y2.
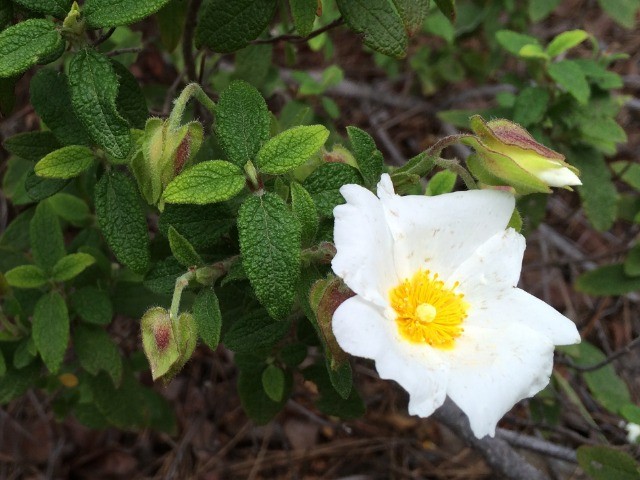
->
389 269 468 349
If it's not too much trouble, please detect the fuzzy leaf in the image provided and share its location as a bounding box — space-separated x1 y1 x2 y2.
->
548 60 590 105
162 160 246 205
290 181 318 247
391 0 430 36
48 193 90 226
70 287 113 325
303 163 362 216
158 203 236 249
30 201 65 272
168 226 202 267
346 126 384 187
193 288 222 350
215 80 271 167
25 169 70 202
289 0 317 37
68 49 131 159
513 86 549 127
51 253 95 282
336 0 408 58
577 446 640 480
256 125 329 174
433 0 456 20
3 131 61 161
195 0 278 52
35 146 95 179
84 0 172 28
262 364 285 402
426 170 457 195
33 292 69 373
74 324 122 385
224 311 291 352
238 193 301 319
4 264 47 288
0 19 63 78
94 171 150 273
576 264 640 296
112 60 148 129
12 0 71 17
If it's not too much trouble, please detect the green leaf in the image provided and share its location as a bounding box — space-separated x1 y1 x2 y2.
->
547 60 590 105
193 288 222 350
234 44 273 87
546 30 589 57
33 292 69 373
48 193 90 226
156 0 188 52
13 338 37 369
513 86 549 127
612 161 640 191
70 286 113 325
289 0 317 37
256 125 329 174
3 131 61 161
162 160 246 205
577 446 640 480
112 60 148 130
74 324 122 385
84 0 172 28
30 69 92 146
12 0 71 17
51 253 95 282
224 311 290 352
303 163 362 216
30 201 65 272
143 257 183 294
34 146 95 179
391 0 430 36
596 0 640 29
426 170 457 195
0 0 12 30
159 203 236 249
262 364 285 402
528 0 561 21
4 264 47 288
168 226 202 267
290 181 318 247
25 169 70 202
495 30 540 56
336 0 408 58
568 148 618 231
0 363 39 405
87 371 146 429
579 117 627 156
195 0 278 53
433 0 456 21
0 208 34 251
624 244 640 276
0 19 63 78
238 193 301 319
518 43 549 60
95 170 150 273
304 364 364 419
576 264 640 296
346 126 384 188
215 80 271 168
237 360 290 424
68 49 131 159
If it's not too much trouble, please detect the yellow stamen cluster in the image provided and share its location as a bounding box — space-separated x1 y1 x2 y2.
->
389 270 468 349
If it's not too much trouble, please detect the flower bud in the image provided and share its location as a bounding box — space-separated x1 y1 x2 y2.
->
132 119 204 205
463 115 581 194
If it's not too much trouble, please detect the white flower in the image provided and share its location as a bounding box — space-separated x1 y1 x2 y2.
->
331 174 580 438
626 423 640 443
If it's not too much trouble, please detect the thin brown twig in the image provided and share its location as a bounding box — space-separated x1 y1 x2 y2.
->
105 47 143 57
253 17 345 45
182 0 202 81
93 27 116 46
560 336 640 372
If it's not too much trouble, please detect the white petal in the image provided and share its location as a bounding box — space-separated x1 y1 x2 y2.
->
381 189 515 280
332 184 398 306
376 173 396 201
469 288 580 346
536 167 582 187
376 341 449 418
446 324 554 438
447 228 525 300
332 296 388 359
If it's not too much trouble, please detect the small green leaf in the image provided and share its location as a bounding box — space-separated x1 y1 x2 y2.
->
547 60 590 105
193 288 222 350
195 0 278 53
168 226 202 267
159 203 236 249
48 193 90 226
74 324 122 385
576 264 640 296
215 80 271 168
426 170 457 195
84 0 172 28
303 163 362 216
304 364 364 419
0 19 63 78
34 146 95 179
577 446 640 480
596 0 640 29
624 244 640 276
546 29 589 57
224 310 291 353
234 44 273 87
30 69 92 146
262 364 285 402
513 86 549 127
163 160 246 205
3 131 61 161
346 126 384 188
290 181 318 247
495 30 540 56
112 60 148 130
237 359 290 424
70 287 113 325
143 257 183 294
51 253 95 282
433 0 456 21
4 264 47 288
156 0 188 52
69 49 131 159
391 0 430 36
12 0 71 17
30 201 65 272
33 291 69 373
25 169 70 202
518 43 549 60
336 0 408 58
95 170 150 273
289 0 317 37
612 161 640 191
256 125 329 174
238 193 301 319
528 0 561 21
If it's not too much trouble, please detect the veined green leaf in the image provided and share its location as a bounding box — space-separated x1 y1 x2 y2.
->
68 49 131 159
289 0 317 37
548 60 590 105
391 0 430 36
112 60 148 130
303 163 362 216
30 201 65 272
12 0 71 17
168 226 202 267
433 0 456 21
238 193 301 319
70 286 113 325
84 0 172 28
3 131 61 161
35 146 95 179
256 125 329 174
576 264 640 296
546 29 588 57
193 288 222 350
74 324 122 385
262 364 285 402
51 253 95 282
163 160 246 205
290 181 318 247
0 19 63 78
48 193 90 226
224 311 291 352
4 264 47 288
346 126 384 188
33 292 69 373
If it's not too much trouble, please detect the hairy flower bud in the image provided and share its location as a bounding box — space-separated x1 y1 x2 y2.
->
463 115 581 194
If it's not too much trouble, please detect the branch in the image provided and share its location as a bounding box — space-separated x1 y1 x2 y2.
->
496 428 577 463
93 27 116 46
561 336 640 372
253 17 345 45
182 0 202 81
433 399 550 480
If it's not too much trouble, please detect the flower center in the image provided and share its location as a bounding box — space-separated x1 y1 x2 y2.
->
389 270 468 349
